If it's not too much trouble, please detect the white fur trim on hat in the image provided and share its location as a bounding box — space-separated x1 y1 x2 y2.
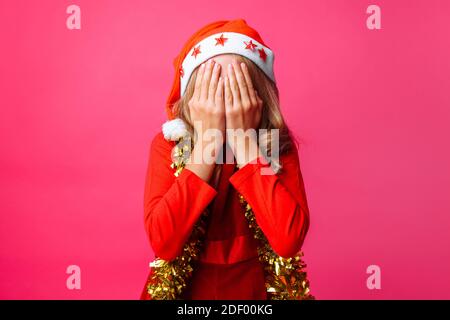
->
180 32 275 96
162 118 189 141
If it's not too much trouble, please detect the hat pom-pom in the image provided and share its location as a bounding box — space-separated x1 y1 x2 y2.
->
162 118 189 141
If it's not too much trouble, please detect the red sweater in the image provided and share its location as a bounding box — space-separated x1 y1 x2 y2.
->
140 132 310 299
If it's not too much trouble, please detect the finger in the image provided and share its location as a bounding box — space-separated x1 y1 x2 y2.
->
227 64 240 106
255 90 263 108
240 62 257 105
215 77 224 107
208 63 221 101
232 61 250 107
201 60 215 101
193 63 205 101
224 76 233 109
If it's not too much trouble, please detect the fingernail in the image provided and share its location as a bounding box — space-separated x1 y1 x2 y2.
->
241 62 246 69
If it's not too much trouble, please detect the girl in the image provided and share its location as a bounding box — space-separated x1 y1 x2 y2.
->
141 19 312 300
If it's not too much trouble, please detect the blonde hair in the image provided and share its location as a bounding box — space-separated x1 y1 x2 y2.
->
173 55 294 173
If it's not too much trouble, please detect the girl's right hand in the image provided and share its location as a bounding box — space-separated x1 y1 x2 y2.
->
188 59 225 138
185 59 224 182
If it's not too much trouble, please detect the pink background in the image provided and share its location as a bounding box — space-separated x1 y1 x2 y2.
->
1 0 449 299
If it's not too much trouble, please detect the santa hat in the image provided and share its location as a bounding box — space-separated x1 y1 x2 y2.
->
165 19 275 120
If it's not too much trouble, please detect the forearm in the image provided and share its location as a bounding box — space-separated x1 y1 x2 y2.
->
229 150 310 258
145 168 217 261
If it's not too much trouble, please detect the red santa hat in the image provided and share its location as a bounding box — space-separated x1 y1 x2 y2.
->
165 19 275 119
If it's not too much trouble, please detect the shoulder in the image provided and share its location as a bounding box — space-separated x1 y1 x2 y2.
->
150 118 190 156
150 131 175 157
151 131 173 147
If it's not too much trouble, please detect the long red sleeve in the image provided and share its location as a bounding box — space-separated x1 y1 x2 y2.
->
229 145 310 258
143 133 217 261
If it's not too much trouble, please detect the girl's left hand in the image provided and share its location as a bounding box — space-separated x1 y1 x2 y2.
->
225 60 264 167
225 60 263 132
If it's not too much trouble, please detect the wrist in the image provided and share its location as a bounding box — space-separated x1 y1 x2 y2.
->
189 139 222 165
235 137 262 168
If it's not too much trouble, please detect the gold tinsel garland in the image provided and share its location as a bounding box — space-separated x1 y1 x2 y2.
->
147 136 314 300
